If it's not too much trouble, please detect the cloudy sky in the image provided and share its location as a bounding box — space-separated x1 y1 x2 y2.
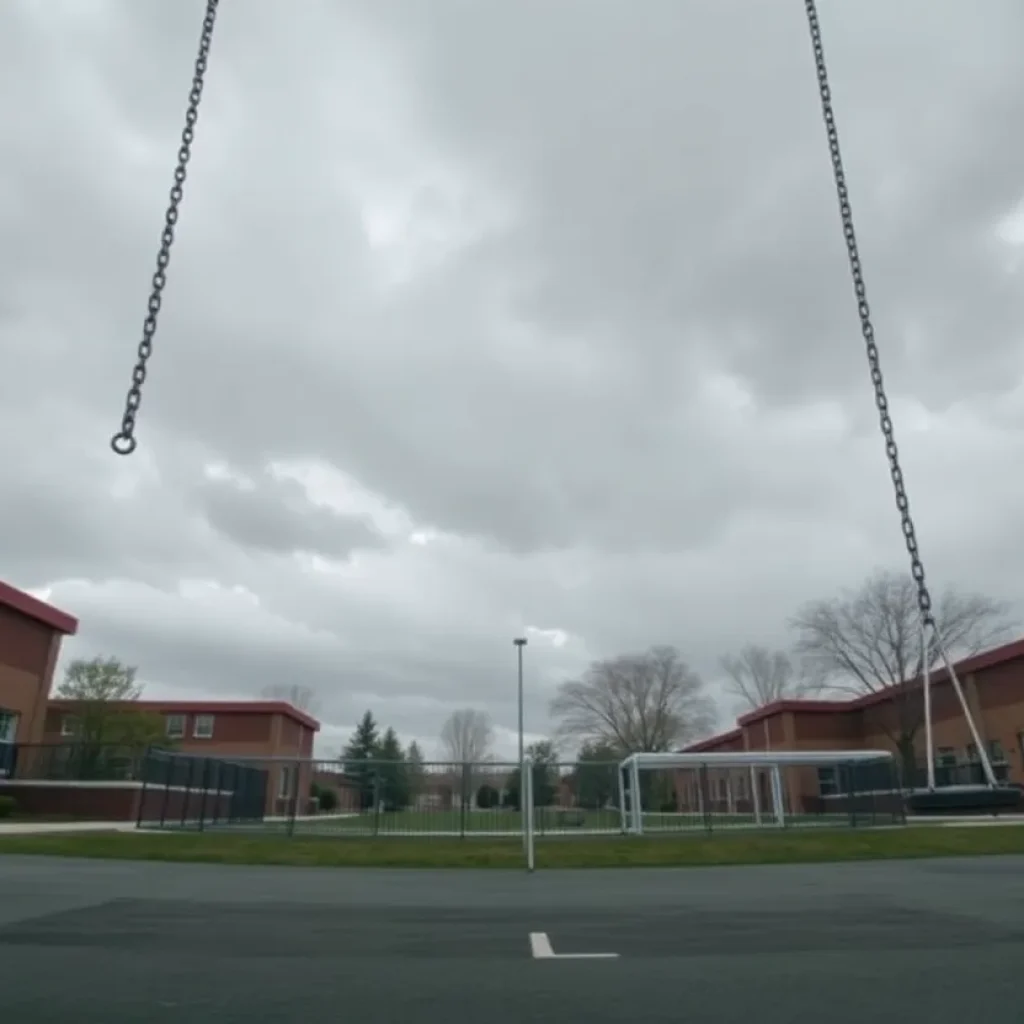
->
2 0 1022 759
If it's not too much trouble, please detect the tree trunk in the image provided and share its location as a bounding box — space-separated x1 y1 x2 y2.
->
897 733 918 790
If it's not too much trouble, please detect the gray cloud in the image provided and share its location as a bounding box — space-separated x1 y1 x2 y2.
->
2 0 1022 754
191 470 386 560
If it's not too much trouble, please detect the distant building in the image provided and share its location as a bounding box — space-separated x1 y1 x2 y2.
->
0 577 328 820
678 636 1024 814
44 699 320 818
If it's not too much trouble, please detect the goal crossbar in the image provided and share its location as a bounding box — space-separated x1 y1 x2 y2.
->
620 749 895 771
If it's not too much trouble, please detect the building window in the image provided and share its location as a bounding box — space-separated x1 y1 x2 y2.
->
193 715 215 740
60 715 80 738
817 767 839 797
165 715 185 740
967 741 1006 766
278 764 294 799
0 710 18 744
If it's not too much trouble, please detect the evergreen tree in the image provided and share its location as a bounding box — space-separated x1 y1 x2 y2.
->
405 740 426 810
342 710 380 810
573 740 620 810
373 727 409 811
528 740 559 808
504 740 560 809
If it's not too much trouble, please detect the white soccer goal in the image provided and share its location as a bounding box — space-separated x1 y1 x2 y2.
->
617 749 898 835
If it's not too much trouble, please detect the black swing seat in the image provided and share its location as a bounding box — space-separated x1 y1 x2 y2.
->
907 785 1022 816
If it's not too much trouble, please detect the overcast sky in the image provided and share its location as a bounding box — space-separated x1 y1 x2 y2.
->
2 0 1022 759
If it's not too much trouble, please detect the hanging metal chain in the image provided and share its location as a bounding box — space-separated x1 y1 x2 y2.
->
111 0 221 456
803 0 934 628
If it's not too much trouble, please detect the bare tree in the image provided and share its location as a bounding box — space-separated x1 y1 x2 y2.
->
790 570 1010 772
550 645 716 753
260 684 320 716
720 645 817 713
439 709 494 764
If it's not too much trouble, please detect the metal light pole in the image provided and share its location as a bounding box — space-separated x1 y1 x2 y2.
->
513 637 528 767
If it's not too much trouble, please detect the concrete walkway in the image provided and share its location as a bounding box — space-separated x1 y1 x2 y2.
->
0 820 135 836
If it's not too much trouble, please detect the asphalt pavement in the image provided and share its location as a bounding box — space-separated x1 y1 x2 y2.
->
0 853 1021 1023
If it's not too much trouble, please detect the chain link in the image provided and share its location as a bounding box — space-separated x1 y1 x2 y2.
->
111 0 221 456
803 0 934 626
109 1 935 629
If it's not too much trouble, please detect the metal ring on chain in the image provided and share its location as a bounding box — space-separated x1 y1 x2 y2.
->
803 0 935 628
110 0 220 457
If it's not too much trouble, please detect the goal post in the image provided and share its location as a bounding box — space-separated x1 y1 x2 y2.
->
618 749 898 835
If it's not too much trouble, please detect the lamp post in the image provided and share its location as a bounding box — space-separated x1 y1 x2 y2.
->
513 637 528 767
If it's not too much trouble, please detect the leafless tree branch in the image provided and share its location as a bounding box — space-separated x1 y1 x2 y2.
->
550 645 716 753
260 683 321 716
439 708 494 764
789 569 1011 756
719 645 820 713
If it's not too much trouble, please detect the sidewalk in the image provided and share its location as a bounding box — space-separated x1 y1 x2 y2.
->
0 820 136 836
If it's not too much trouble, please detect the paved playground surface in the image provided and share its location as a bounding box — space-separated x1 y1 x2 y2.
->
0 853 1021 1023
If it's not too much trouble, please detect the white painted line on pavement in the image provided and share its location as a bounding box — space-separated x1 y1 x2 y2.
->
529 932 619 960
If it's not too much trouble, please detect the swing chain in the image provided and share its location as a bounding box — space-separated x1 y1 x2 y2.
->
110 0 221 457
804 0 934 628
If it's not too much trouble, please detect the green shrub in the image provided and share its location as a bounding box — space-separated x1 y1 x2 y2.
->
318 787 338 813
0 795 16 819
476 784 500 809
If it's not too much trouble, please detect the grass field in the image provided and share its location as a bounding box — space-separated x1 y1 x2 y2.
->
2 823 1024 869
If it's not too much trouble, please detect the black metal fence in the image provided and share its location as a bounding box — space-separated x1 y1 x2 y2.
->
3 742 150 782
137 753 908 837
136 749 270 829
5 742 1012 833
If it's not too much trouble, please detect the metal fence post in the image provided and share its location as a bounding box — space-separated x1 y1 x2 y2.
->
180 755 197 827
460 762 469 838
159 754 174 828
209 759 222 826
699 763 712 833
197 758 211 832
844 761 856 828
286 759 300 837
372 773 381 837
135 748 153 829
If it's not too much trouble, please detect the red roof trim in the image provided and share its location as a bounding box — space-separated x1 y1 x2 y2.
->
0 580 78 636
735 635 1024 728
47 699 320 732
737 698 852 727
685 727 743 753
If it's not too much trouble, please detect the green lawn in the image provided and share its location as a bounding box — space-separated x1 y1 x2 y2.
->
2 823 1024 869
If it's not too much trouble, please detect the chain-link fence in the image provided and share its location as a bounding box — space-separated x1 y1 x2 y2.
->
137 751 904 836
